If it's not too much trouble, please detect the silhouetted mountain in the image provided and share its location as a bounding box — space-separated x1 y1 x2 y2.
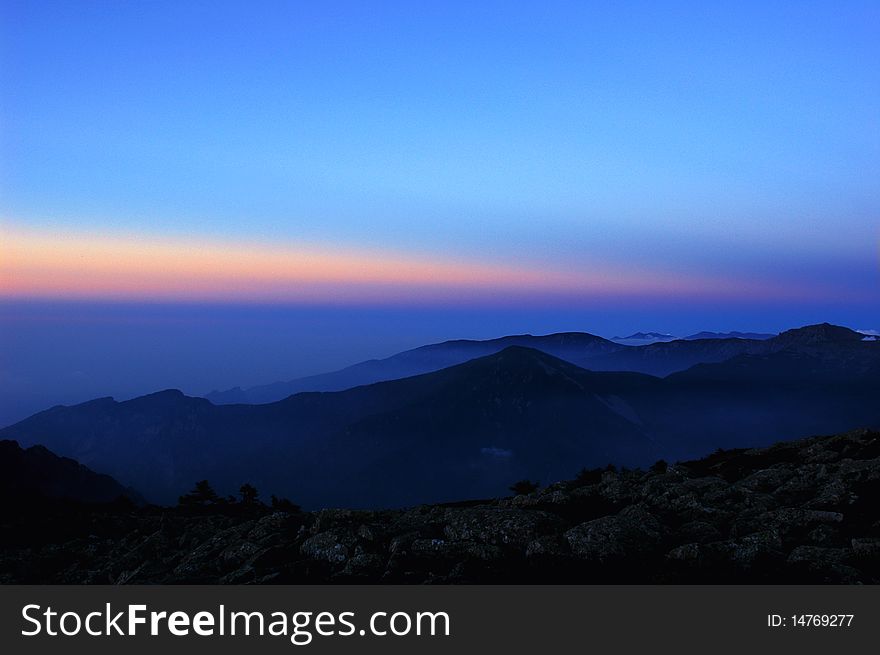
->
207 332 624 404
4 348 658 508
586 337 763 376
589 322 873 377
651 344 880 458
770 322 865 347
0 439 141 504
4 331 879 509
209 323 855 403
684 331 775 340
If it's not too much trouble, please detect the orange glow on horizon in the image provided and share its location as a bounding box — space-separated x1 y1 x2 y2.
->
0 223 848 305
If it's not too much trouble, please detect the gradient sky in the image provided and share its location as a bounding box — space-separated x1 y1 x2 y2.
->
1 1 878 423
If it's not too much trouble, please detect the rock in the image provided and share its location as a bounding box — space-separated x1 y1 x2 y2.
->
787 545 845 565
597 475 638 505
339 553 385 578
410 538 503 561
442 508 560 549
172 522 254 579
564 505 662 562
728 530 783 566
851 538 880 556
787 546 862 583
666 543 701 562
388 531 421 555
675 521 722 544
807 524 840 546
803 479 853 509
248 512 296 542
300 529 357 564
357 524 381 542
525 535 568 558
221 540 262 564
681 530 785 572
738 507 845 543
738 467 794 493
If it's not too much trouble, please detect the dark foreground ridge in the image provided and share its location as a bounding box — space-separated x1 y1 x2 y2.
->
2 429 879 584
0 439 143 505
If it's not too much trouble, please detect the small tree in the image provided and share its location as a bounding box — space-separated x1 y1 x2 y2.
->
239 483 259 505
575 467 602 485
650 459 669 474
509 479 539 495
179 480 220 507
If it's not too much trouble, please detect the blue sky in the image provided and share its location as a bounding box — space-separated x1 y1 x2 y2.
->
3 1 878 272
0 1 878 421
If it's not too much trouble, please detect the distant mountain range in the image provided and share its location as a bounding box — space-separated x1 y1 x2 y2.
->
611 330 775 345
205 325 808 404
3 323 878 509
610 332 678 345
684 331 776 341
207 331 623 404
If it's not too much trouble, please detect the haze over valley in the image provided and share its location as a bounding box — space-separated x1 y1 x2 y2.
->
4 322 878 509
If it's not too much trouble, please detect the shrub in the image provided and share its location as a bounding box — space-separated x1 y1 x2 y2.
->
178 480 220 507
575 467 603 485
650 459 669 474
239 483 259 505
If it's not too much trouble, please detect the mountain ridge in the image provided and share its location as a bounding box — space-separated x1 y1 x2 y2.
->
0 439 142 505
207 331 624 404
208 323 860 404
684 331 775 340
5 328 880 508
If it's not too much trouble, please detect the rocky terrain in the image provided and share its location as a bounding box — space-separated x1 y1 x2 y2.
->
2 428 879 584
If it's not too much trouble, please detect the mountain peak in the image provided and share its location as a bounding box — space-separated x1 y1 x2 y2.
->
614 332 676 340
773 323 864 345
121 389 207 412
460 345 582 377
611 332 678 345
142 389 185 398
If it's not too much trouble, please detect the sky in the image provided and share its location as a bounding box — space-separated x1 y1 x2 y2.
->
1 1 879 424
